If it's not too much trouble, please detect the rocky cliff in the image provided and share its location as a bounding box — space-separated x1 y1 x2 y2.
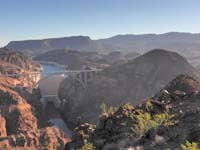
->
0 49 71 149
58 49 199 124
66 74 200 150
0 47 41 71
0 47 42 86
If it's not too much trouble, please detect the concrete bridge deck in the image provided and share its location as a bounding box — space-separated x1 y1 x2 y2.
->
0 69 102 109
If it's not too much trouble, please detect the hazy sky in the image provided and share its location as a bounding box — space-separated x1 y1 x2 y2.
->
1 0 200 46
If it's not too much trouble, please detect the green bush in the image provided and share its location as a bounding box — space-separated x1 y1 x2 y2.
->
81 141 96 150
145 99 153 112
131 109 175 137
100 102 117 115
100 102 106 113
78 130 96 150
181 141 199 150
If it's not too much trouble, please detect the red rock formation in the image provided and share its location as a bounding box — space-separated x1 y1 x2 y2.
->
0 115 7 137
0 49 71 149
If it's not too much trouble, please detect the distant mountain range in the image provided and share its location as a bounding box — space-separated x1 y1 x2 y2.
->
5 32 200 59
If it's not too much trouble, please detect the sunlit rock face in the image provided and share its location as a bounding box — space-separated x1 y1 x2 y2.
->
0 115 7 137
0 47 42 87
0 48 71 149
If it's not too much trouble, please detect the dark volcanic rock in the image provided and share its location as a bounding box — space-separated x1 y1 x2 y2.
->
66 74 200 150
59 49 199 124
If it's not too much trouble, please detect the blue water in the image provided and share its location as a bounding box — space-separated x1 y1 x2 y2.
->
42 64 65 77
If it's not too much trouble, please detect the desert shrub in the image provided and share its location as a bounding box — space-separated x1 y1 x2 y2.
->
100 102 106 113
81 139 96 150
153 111 175 126
131 110 157 136
100 102 117 115
181 140 199 150
78 130 96 150
145 99 153 112
108 106 118 114
131 109 175 137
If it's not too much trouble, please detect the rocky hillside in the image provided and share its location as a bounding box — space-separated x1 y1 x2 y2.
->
0 77 70 149
96 51 139 66
0 47 41 71
66 74 200 150
34 49 136 69
0 47 42 87
34 49 104 70
58 49 199 124
0 48 71 149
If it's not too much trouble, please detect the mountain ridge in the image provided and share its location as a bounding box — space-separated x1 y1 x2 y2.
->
66 74 200 150
6 32 200 59
58 49 199 124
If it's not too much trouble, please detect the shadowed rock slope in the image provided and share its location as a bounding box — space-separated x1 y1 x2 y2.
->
58 49 199 124
34 49 104 70
66 74 200 150
34 49 135 70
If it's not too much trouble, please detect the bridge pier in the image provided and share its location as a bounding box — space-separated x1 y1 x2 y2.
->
84 71 88 85
40 97 47 109
40 96 62 109
36 69 103 109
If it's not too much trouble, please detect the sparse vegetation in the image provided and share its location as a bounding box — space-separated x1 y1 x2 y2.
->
81 140 96 150
100 102 106 113
181 140 199 150
78 130 96 150
131 109 175 137
145 99 153 112
100 102 117 115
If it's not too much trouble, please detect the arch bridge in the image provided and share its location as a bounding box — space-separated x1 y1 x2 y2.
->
38 69 102 109
0 69 102 109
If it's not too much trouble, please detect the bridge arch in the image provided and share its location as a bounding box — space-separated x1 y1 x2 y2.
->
37 69 102 109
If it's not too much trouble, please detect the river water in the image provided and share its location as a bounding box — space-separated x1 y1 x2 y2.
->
40 64 72 136
41 64 66 77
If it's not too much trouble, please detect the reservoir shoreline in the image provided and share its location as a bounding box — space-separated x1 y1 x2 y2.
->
37 61 67 69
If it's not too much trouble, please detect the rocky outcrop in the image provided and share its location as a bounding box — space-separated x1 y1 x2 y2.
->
59 49 199 124
0 47 41 72
66 74 200 150
0 75 71 149
0 47 42 86
0 49 71 149
0 115 7 137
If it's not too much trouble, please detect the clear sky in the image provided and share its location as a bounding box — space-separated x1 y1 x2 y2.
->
0 0 200 46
